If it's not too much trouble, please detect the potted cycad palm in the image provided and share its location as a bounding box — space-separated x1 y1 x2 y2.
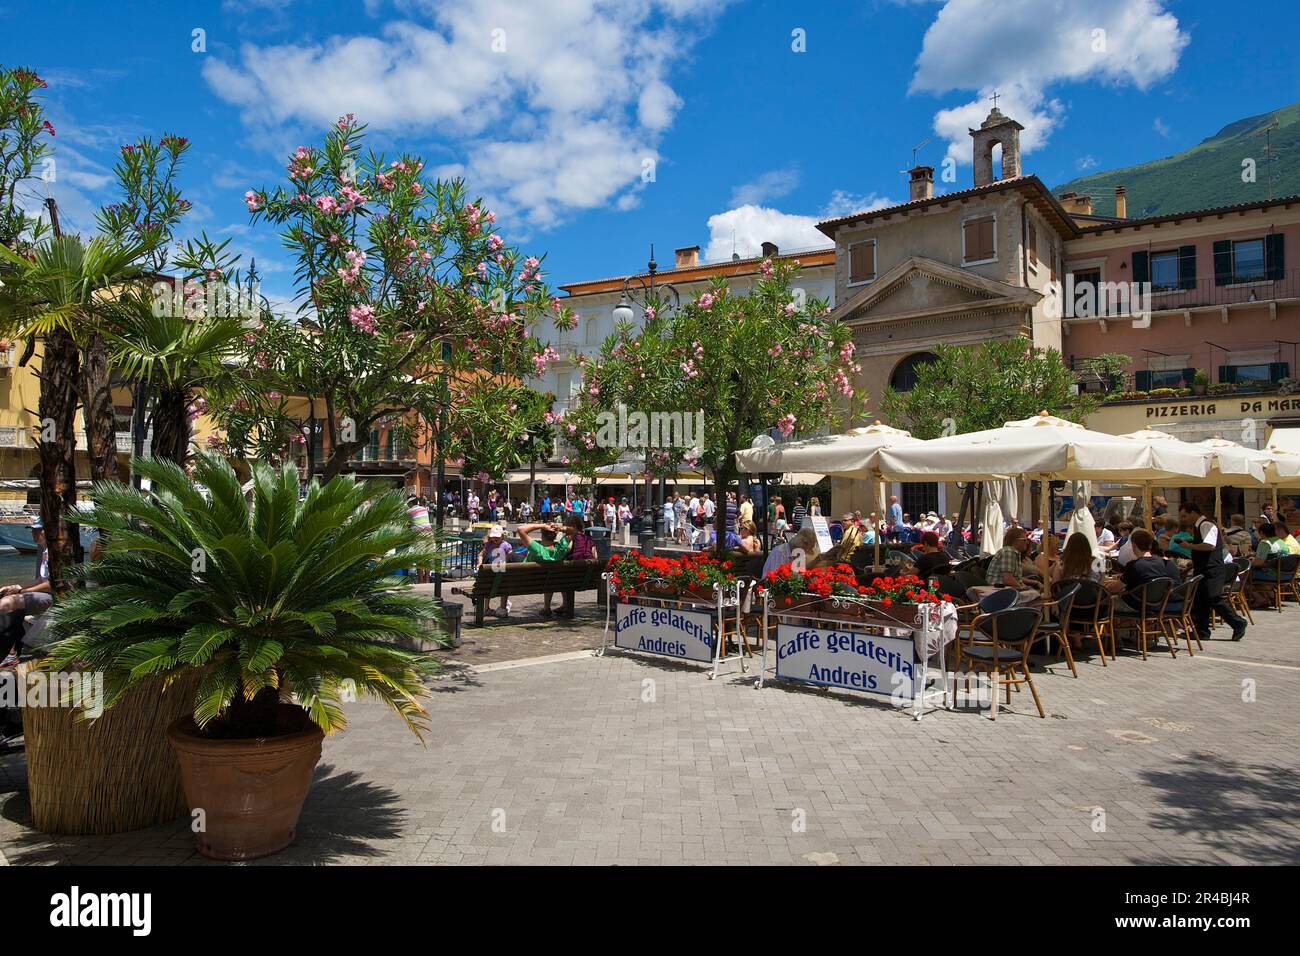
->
43 452 443 860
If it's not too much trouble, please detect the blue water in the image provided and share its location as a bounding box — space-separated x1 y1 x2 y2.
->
0 551 39 586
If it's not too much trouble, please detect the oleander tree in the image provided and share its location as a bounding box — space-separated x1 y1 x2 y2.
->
880 339 1096 438
0 65 53 249
560 257 867 549
193 114 575 486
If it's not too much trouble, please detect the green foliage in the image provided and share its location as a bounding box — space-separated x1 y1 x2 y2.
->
0 234 145 338
0 65 54 249
95 134 192 273
880 339 1092 438
44 452 444 738
557 258 866 481
195 114 572 477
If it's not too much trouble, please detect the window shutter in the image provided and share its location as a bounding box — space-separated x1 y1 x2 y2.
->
1270 362 1290 383
982 218 996 259
1219 365 1237 384
1265 233 1285 281
1178 245 1197 290
1134 370 1153 391
1213 240 1232 286
1132 251 1149 284
850 242 873 282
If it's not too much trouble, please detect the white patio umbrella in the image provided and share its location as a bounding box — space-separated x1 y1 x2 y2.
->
1065 481 1100 554
734 421 921 568
980 480 1006 555
1116 428 1268 526
877 412 1211 543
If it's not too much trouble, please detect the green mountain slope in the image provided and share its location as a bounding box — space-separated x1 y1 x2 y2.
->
1054 102 1300 218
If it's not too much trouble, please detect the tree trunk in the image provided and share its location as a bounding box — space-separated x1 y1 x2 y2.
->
130 380 149 488
713 460 736 558
151 387 191 466
37 327 82 591
81 331 122 483
320 442 360 483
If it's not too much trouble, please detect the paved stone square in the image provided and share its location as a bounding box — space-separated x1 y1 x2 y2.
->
1 607 1297 866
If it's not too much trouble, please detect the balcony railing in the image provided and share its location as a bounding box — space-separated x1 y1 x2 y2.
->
1066 268 1300 318
351 443 413 462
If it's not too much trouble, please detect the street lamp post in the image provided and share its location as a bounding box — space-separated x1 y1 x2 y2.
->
611 245 681 541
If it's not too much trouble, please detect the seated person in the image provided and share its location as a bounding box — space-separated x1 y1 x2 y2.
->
1116 528 1182 614
556 515 595 618
1158 515 1193 559
763 526 819 579
734 520 762 556
971 527 1039 604
912 531 952 579
0 517 54 666
479 525 514 619
1251 522 1289 581
1053 531 1115 589
1223 514 1253 559
516 521 571 618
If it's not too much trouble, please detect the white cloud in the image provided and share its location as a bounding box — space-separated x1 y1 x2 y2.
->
703 192 898 262
1076 154 1098 171
1153 116 1170 138
729 167 800 207
203 0 730 230
911 0 1189 161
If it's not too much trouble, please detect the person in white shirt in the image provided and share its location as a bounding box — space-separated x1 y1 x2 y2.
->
1095 522 1117 552
702 494 715 522
617 499 632 527
1028 521 1045 544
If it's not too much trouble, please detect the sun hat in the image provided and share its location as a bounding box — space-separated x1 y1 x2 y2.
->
488 524 504 537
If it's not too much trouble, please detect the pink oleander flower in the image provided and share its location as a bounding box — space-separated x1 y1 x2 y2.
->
316 195 339 214
643 306 656 321
244 190 261 212
349 304 378 334
777 413 796 437
697 293 715 310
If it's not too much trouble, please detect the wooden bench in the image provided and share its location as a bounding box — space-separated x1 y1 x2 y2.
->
451 560 605 625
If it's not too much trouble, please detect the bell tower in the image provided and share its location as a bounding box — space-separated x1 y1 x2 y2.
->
969 100 1023 187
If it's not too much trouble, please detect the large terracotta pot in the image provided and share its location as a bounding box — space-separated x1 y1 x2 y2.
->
167 706 324 861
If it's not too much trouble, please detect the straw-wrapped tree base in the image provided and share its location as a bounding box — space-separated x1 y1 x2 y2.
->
19 664 203 835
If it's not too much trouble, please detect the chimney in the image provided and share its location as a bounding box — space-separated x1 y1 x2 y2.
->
674 245 700 269
760 241 779 258
907 165 934 202
1058 192 1093 216
1114 185 1127 219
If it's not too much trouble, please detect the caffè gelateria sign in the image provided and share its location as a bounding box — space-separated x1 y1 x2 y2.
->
1143 396 1300 420
615 604 715 663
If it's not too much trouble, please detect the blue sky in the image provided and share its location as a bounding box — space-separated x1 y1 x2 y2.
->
3 0 1297 307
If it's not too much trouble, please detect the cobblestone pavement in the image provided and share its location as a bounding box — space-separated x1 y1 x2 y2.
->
2 610 1297 866
433 589 607 666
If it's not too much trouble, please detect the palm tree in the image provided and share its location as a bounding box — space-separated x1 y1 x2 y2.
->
100 293 250 466
0 234 144 585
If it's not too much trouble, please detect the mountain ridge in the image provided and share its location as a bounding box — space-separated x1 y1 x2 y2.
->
1053 102 1299 219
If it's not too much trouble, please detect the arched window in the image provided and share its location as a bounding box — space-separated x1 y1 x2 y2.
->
889 352 938 393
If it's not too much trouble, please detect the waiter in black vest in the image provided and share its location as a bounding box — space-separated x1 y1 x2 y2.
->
1179 502 1247 642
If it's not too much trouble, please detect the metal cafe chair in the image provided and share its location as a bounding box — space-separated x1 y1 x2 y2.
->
1061 578 1116 665
1223 556 1255 627
1113 577 1175 660
1037 582 1081 678
1160 574 1203 656
954 607 1046 719
1255 553 1300 613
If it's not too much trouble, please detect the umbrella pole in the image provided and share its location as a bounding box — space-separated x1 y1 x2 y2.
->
873 469 883 568
1214 485 1222 525
1272 485 1279 514
1143 483 1153 532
